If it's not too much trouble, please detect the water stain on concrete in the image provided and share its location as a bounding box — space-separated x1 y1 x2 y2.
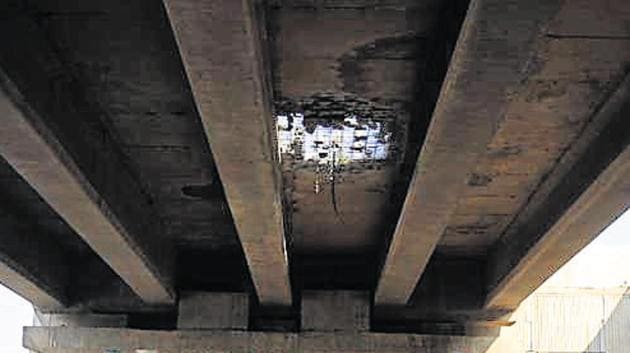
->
338 35 427 98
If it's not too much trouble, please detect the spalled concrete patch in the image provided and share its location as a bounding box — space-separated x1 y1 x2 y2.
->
275 93 406 252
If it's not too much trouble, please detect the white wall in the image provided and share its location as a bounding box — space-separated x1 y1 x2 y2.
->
486 210 630 353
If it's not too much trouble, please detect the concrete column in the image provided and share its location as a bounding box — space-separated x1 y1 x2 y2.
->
177 292 249 330
301 291 370 332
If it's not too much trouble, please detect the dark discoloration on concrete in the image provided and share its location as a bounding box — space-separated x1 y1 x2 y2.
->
6 0 237 251
524 79 568 102
268 0 447 259
0 0 627 335
0 158 90 256
0 56 175 305
0 157 164 312
29 0 239 250
375 0 565 304
338 35 427 98
164 0 292 305
485 74 630 310
0 199 70 309
0 0 244 306
181 184 221 200
439 0 630 256
487 146 523 158
275 93 407 253
277 93 404 122
468 173 494 187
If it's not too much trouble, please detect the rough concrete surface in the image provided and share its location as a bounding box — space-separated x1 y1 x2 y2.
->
0 0 627 338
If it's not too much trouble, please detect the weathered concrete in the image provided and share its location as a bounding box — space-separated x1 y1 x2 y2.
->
163 0 291 305
302 291 370 332
0 0 628 336
0 263 60 310
33 310 127 328
439 0 630 256
6 0 242 253
373 257 495 333
0 152 166 313
271 1 441 255
178 292 249 330
24 327 495 353
485 75 630 311
375 0 563 305
0 64 173 303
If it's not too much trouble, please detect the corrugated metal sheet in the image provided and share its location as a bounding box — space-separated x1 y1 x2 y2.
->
486 287 630 353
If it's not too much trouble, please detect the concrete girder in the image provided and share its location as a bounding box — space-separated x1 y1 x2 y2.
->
438 0 630 257
0 209 68 309
374 0 564 305
24 327 494 353
177 292 249 330
0 66 174 303
485 76 630 310
163 0 292 305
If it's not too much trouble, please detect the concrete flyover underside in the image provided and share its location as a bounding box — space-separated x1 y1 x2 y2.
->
0 0 628 344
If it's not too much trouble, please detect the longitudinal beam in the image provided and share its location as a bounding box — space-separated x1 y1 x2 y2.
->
24 327 493 353
0 66 173 303
163 0 291 304
485 77 630 310
0 209 68 309
375 0 563 305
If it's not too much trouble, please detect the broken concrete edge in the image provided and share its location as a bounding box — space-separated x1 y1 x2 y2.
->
374 0 565 305
0 65 175 305
485 75 630 311
162 0 291 305
23 327 496 353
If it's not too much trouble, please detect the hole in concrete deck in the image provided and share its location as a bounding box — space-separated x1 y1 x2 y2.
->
274 93 405 225
274 93 405 170
276 112 392 165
